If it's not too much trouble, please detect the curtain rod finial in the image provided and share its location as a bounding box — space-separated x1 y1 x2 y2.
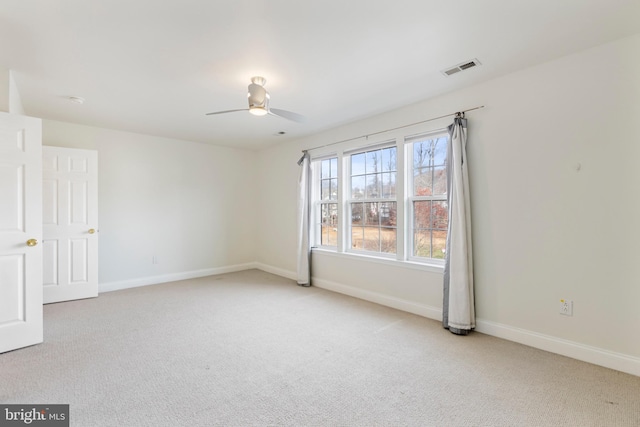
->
297 151 308 166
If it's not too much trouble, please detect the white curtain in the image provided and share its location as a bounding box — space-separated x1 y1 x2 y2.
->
296 151 311 286
443 115 475 335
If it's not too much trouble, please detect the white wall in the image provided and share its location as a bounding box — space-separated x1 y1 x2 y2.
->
8 71 24 115
0 69 8 112
255 34 640 375
43 120 257 290
0 69 25 115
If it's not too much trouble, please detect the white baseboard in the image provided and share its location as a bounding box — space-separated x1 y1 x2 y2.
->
255 263 442 320
252 263 640 377
99 263 256 293
312 277 442 320
475 319 640 377
252 262 298 282
253 263 441 319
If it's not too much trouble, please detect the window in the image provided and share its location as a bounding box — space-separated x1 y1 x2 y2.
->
316 157 338 247
310 129 449 264
349 146 397 254
408 133 449 259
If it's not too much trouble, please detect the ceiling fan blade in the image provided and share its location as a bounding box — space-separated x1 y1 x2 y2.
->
205 109 248 116
269 108 306 123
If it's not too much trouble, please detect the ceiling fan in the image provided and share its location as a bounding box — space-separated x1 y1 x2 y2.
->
206 76 305 123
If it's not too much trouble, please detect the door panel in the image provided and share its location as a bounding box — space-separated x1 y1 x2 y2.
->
0 164 24 231
42 240 58 286
0 254 25 324
69 238 88 283
43 146 98 304
69 180 88 225
0 112 43 354
69 156 88 173
43 178 58 225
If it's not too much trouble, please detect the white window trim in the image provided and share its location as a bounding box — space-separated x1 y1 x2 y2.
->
311 155 339 250
312 246 444 274
406 130 449 264
346 139 398 257
308 121 450 271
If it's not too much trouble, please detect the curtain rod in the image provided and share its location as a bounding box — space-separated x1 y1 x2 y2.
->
302 105 484 153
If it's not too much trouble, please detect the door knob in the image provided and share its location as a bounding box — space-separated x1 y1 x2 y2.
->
26 239 38 247
88 229 96 234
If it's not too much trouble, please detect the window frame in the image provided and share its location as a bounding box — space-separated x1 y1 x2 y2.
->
309 123 449 269
346 142 398 258
406 130 450 265
312 156 340 249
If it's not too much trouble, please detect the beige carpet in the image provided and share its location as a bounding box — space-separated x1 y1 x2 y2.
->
1 269 639 426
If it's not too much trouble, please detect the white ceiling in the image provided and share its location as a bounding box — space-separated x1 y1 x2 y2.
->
1 0 638 150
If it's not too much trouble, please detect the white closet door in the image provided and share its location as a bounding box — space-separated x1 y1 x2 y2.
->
43 146 98 304
0 112 43 353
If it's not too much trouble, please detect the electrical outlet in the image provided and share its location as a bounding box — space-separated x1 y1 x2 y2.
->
560 299 573 316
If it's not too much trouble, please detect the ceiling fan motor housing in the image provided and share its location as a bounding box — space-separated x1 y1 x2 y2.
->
248 77 270 110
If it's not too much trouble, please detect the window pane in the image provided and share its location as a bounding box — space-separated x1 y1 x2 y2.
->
321 203 338 226
321 204 336 229
432 201 448 229
351 153 365 175
433 137 447 166
329 178 338 200
414 201 431 229
316 157 338 249
380 202 396 227
381 227 396 254
331 203 338 226
366 174 381 198
414 230 431 258
433 230 447 259
351 202 363 225
321 179 330 200
413 141 430 168
381 147 396 172
364 202 378 226
350 200 396 255
321 204 329 225
351 176 365 198
366 150 381 174
433 166 446 195
382 173 395 198
330 158 338 178
321 159 330 179
351 226 364 250
413 167 432 196
363 227 380 251
321 225 337 246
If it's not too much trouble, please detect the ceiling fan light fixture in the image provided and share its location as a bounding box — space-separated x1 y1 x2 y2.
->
249 107 268 116
206 76 305 123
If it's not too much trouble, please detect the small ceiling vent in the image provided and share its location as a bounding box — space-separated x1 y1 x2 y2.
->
441 59 481 77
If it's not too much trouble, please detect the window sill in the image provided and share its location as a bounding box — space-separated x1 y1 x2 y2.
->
311 247 445 274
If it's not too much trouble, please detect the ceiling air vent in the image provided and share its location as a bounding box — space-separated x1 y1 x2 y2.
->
441 59 481 77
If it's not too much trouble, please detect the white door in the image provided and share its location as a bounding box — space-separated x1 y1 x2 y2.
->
0 112 43 354
43 146 98 304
